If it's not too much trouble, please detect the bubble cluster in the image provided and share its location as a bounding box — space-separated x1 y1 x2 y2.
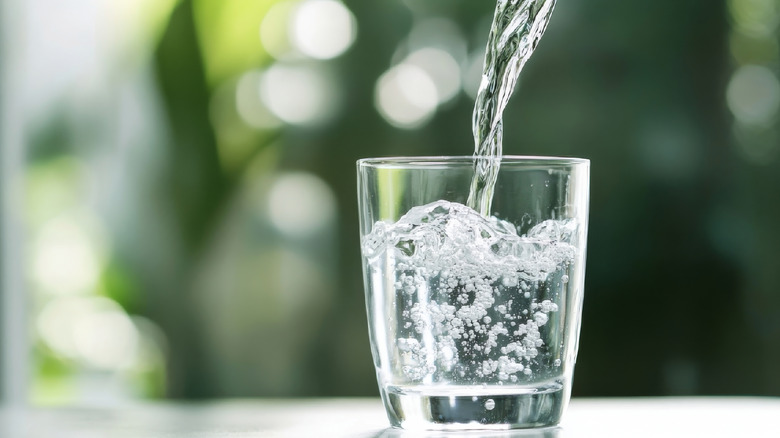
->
364 201 577 384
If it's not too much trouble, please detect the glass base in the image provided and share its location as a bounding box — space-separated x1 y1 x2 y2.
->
382 383 566 431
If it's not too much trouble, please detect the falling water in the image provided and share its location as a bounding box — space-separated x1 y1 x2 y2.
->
467 0 557 216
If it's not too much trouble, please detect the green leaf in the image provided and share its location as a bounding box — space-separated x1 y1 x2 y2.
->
193 0 283 86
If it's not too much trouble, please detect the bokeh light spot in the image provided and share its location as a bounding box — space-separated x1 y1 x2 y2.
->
728 0 780 38
291 0 357 60
375 64 438 129
31 215 104 296
405 48 462 104
260 1 298 60
236 70 281 129
73 305 139 370
727 65 780 126
259 64 336 126
38 296 139 370
268 172 337 238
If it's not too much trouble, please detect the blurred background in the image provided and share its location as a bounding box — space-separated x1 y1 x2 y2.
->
1 0 779 404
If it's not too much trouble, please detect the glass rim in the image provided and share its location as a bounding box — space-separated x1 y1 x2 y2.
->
357 155 590 168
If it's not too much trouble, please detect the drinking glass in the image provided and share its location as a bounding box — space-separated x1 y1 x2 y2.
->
357 156 589 430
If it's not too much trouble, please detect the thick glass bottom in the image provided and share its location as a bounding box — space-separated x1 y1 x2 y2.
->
382 382 566 431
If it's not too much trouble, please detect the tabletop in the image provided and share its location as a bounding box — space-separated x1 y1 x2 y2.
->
1 397 778 437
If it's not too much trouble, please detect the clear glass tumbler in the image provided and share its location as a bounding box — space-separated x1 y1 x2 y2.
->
357 156 590 430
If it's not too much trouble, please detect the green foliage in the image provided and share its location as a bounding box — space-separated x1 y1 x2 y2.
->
32 350 76 405
98 262 141 314
193 0 279 86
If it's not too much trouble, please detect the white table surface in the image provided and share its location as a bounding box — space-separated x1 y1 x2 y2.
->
1 397 778 437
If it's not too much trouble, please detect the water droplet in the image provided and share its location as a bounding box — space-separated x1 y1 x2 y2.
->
561 274 569 283
484 399 495 410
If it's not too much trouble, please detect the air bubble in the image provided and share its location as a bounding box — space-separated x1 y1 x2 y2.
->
534 312 549 326
484 399 495 410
